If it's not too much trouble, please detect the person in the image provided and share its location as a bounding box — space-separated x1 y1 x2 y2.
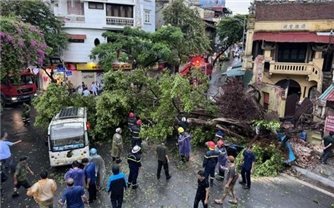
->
127 145 142 189
58 178 88 208
320 131 334 164
240 145 256 189
214 156 238 205
299 129 307 142
77 85 83 95
156 142 171 180
106 165 127 208
90 82 98 96
177 127 192 162
81 82 86 90
215 129 224 141
131 119 142 147
177 116 189 130
27 171 57 208
12 156 34 197
22 102 31 119
0 131 22 174
89 148 106 190
82 87 91 96
203 141 219 186
127 111 136 132
215 139 228 180
111 128 123 163
64 161 85 187
82 158 96 203
193 170 209 208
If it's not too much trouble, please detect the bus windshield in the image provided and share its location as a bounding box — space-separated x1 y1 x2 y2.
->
50 122 85 151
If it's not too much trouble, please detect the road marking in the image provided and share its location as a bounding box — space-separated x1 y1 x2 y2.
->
281 173 334 198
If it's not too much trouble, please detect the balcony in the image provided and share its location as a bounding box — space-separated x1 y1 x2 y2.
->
106 16 134 26
61 15 85 23
269 61 321 82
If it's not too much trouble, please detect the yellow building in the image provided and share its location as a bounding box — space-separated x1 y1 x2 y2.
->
243 1 334 118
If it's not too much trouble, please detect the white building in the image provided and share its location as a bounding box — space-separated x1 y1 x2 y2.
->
42 0 155 88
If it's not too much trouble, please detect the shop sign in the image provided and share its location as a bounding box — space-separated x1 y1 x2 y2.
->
325 115 334 132
77 63 100 70
112 63 132 70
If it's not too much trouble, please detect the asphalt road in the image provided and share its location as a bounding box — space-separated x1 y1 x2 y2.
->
1 105 333 208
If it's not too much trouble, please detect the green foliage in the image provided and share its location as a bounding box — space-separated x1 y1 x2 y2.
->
0 0 67 57
236 143 285 177
0 16 47 79
91 26 184 71
33 84 71 128
253 120 281 132
216 15 245 49
191 127 215 146
33 84 97 130
163 0 210 57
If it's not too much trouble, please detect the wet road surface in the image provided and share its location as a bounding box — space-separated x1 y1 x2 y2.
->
1 104 333 208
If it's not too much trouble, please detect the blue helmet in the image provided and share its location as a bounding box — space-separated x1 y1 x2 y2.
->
90 148 97 156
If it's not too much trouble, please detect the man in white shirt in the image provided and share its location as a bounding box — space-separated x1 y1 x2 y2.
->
90 82 98 96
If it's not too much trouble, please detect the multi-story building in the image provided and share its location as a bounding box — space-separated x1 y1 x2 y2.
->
41 0 155 88
243 1 334 118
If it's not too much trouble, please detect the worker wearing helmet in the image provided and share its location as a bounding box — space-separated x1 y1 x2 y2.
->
131 119 142 147
127 111 136 132
203 141 220 186
111 128 123 163
89 148 105 190
177 127 192 162
215 139 228 180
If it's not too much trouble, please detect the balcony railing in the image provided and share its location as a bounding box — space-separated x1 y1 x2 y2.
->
269 61 321 81
61 15 85 23
106 16 134 26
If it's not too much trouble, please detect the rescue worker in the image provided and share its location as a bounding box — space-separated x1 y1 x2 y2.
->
111 128 123 163
127 145 142 189
89 148 106 190
177 117 189 130
127 111 136 132
131 119 142 147
203 141 220 186
215 139 228 180
215 130 224 141
177 127 192 162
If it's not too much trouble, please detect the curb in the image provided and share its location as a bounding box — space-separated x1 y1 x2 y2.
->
292 166 334 191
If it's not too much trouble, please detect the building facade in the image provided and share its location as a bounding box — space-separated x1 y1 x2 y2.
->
243 1 334 118
41 0 155 89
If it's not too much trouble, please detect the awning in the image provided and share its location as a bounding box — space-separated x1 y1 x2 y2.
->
319 83 334 103
67 34 86 40
223 64 245 77
253 32 331 43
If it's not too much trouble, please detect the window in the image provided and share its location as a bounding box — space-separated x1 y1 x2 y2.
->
106 4 133 18
277 43 307 63
67 0 84 15
263 92 270 110
144 10 151 23
69 39 84 43
88 2 104 10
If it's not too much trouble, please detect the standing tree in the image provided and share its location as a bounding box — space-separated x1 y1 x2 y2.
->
0 0 67 57
90 26 185 71
163 0 211 63
212 15 246 66
0 16 47 78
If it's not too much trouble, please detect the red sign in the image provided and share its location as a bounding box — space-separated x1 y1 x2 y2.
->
325 115 334 132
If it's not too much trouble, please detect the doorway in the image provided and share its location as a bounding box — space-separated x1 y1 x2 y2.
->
276 79 301 117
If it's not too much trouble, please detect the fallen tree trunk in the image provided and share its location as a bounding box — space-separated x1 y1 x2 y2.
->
216 124 245 139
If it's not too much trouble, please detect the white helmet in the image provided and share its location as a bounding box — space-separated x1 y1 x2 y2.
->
181 117 186 122
116 127 122 133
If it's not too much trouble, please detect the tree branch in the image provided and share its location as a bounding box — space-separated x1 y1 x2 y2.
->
212 46 230 67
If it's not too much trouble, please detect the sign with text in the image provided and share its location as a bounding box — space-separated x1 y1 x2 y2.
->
325 115 334 132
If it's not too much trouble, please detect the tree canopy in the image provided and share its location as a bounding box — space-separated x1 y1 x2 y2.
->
90 26 185 71
0 16 47 78
163 0 211 58
0 0 67 57
213 14 246 66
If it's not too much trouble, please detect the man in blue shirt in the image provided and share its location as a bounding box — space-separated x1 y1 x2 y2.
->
0 131 22 174
59 178 87 208
107 165 127 208
240 145 256 189
82 158 96 203
64 161 85 187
